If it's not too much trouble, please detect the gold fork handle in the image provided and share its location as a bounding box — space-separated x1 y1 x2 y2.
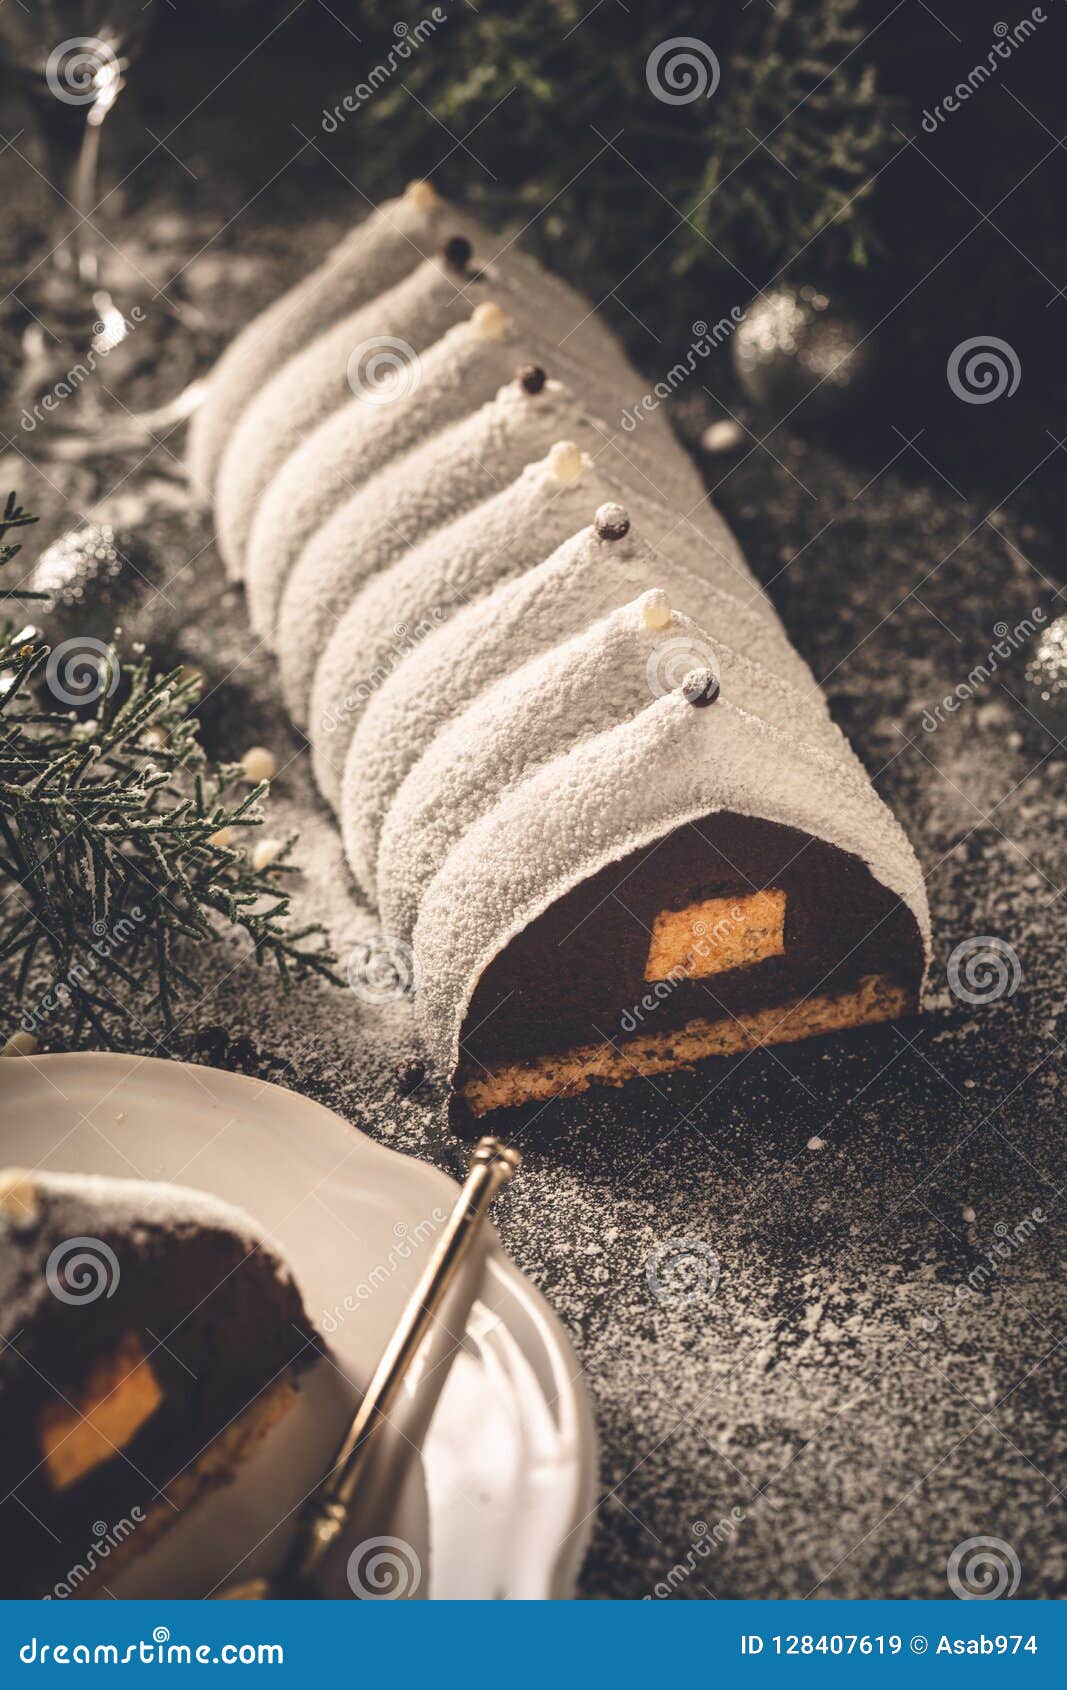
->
215 1135 519 1599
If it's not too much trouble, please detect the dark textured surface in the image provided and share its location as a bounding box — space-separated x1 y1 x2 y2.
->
1 75 1063 1602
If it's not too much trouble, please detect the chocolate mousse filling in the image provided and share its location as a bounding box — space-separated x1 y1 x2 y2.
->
456 812 925 1116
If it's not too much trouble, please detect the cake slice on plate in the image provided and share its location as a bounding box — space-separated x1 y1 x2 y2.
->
0 1168 322 1598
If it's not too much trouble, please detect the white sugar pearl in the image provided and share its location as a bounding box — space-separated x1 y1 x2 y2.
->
241 745 278 784
472 301 508 340
405 178 438 211
0 1168 39 1229
547 440 584 484
640 589 672 631
252 837 284 871
700 418 745 453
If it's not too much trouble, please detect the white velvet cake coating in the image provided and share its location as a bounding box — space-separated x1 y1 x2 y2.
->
413 686 932 1077
377 596 850 948
341 517 842 899
309 461 775 815
308 448 619 809
312 473 815 821
5 1167 291 1278
242 308 529 637
277 378 613 724
217 226 687 584
244 298 691 640
188 183 450 498
215 256 477 576
340 516 838 901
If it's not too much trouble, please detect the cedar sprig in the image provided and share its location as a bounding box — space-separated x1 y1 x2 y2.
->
0 491 44 600
0 502 340 1048
354 0 901 333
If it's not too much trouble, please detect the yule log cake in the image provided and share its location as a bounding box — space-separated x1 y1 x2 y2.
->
195 180 930 1118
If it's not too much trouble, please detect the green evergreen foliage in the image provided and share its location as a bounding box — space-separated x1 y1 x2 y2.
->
0 498 338 1048
355 0 899 325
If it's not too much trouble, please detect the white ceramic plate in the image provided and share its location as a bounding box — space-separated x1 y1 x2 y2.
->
0 1053 596 1599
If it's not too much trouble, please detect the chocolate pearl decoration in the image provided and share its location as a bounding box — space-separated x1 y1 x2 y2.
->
681 667 720 708
594 503 630 542
517 363 547 395
441 234 473 272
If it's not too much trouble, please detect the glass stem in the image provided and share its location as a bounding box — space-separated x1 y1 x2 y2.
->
32 88 107 291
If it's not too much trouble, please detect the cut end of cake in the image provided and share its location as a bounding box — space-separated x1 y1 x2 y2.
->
643 888 786 982
39 1332 164 1493
448 811 927 1125
459 973 913 1119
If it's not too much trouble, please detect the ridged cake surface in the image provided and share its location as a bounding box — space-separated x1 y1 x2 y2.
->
196 185 932 1113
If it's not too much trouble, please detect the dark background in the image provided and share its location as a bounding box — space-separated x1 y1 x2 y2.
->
2 0 1065 534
